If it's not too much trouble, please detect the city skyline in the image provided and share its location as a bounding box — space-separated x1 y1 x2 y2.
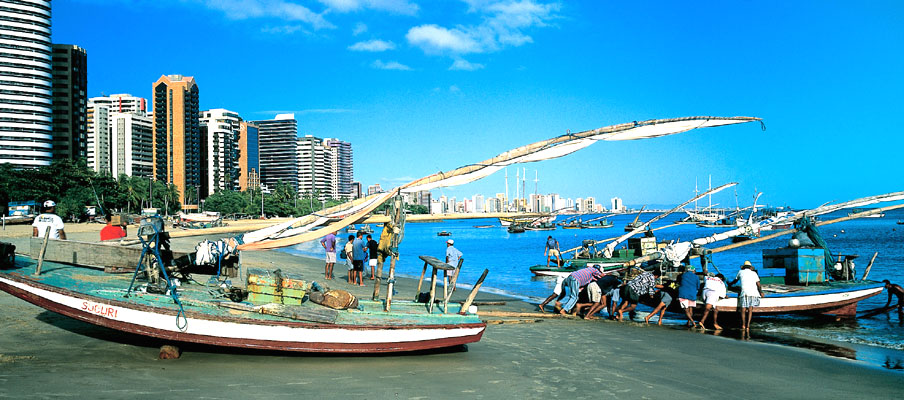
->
49 1 904 208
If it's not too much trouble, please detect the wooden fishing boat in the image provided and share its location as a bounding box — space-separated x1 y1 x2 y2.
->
499 215 555 227
0 254 486 353
847 208 885 218
529 237 659 277
437 231 451 236
897 220 904 225
507 224 526 234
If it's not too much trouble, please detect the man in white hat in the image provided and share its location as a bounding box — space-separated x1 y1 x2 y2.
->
730 260 764 332
445 239 463 281
32 200 66 240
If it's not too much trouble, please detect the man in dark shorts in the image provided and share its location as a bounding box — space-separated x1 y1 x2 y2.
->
352 232 367 286
366 234 379 280
582 273 622 319
615 268 661 321
645 279 678 325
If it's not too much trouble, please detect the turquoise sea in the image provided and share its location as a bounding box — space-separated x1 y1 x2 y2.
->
284 208 904 369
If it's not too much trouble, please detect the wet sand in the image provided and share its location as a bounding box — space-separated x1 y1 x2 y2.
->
1 225 902 398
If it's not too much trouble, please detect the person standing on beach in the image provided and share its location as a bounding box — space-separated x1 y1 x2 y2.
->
677 265 700 328
545 235 561 267
99 214 127 241
445 239 463 281
366 234 379 280
615 268 661 321
320 231 337 279
699 274 727 330
882 280 904 314
556 266 603 315
352 232 367 286
730 261 764 331
32 200 66 240
344 235 355 283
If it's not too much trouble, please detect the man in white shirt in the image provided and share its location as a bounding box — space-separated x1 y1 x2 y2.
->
32 200 67 240
730 261 764 332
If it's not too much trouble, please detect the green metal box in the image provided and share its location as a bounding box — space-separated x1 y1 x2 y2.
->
762 247 825 285
246 268 307 305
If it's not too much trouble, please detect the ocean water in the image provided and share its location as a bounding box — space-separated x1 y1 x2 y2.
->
284 209 904 358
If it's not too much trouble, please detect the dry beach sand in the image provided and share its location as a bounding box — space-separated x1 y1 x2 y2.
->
1 222 902 398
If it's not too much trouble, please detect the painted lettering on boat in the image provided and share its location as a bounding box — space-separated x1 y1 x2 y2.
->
81 301 119 319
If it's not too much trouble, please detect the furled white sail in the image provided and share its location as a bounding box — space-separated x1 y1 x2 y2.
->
238 116 761 250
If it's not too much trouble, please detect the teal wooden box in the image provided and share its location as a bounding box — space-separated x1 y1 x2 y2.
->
763 247 825 285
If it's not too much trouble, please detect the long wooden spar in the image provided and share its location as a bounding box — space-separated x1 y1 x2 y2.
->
690 202 904 258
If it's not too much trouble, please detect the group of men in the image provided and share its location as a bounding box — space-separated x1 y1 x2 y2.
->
537 260 766 331
320 231 379 286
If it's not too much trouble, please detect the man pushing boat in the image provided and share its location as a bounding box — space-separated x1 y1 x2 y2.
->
883 280 904 315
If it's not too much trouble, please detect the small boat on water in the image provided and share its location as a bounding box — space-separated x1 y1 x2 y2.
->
499 215 555 227
897 220 904 225
437 231 451 237
847 208 885 218
507 224 526 234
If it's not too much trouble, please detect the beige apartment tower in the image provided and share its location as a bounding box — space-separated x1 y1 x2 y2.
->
152 75 200 208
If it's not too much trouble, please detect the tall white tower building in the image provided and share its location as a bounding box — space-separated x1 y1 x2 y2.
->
199 109 241 196
0 0 53 167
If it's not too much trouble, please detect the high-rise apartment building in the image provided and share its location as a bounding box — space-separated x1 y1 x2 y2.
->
250 114 297 193
86 101 109 173
109 111 153 177
0 0 53 167
87 94 148 175
50 44 87 161
199 109 241 197
325 138 354 199
238 121 259 191
89 93 146 114
152 75 200 208
296 135 334 200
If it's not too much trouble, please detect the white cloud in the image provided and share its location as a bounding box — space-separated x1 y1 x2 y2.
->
371 59 412 70
407 1 559 54
449 85 461 93
349 39 396 52
204 0 335 30
261 24 304 34
406 24 481 54
449 58 484 71
352 22 368 35
318 0 419 15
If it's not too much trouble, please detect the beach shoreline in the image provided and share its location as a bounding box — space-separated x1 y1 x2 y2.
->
1 224 902 397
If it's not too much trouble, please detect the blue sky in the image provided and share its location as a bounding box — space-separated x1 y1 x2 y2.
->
54 1 903 208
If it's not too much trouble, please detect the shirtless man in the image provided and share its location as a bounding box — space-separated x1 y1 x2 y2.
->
883 280 904 314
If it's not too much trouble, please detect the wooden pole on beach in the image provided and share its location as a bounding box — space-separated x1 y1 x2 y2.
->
459 268 489 315
34 228 50 276
372 253 384 301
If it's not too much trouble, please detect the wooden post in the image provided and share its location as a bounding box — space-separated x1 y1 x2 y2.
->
34 228 51 276
427 266 438 313
385 255 397 312
700 250 708 276
862 252 879 281
448 258 464 297
442 275 450 314
372 254 384 300
415 260 429 301
459 269 489 315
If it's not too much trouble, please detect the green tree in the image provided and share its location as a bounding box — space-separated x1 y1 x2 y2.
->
204 190 249 215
